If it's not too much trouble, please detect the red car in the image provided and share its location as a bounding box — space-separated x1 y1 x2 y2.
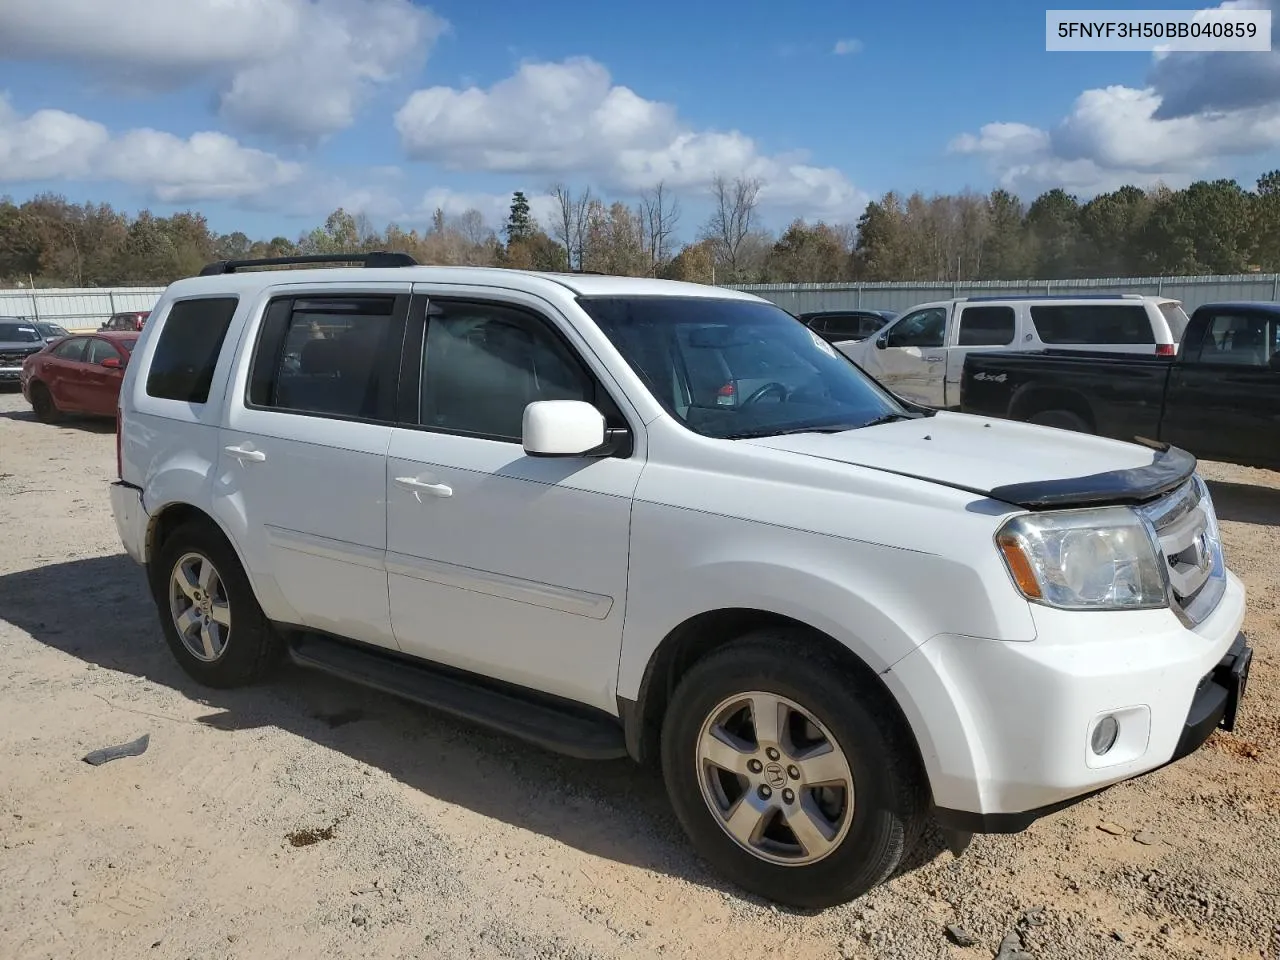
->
21 331 138 422
100 311 150 332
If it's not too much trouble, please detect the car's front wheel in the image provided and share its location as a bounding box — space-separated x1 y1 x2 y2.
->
661 632 927 908
29 382 62 423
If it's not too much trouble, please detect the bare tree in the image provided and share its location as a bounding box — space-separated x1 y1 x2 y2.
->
454 208 491 248
702 174 762 282
640 181 681 277
549 183 593 270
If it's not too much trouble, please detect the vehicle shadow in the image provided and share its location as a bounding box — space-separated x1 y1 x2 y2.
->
1205 479 1280 528
0 553 948 908
0 407 115 433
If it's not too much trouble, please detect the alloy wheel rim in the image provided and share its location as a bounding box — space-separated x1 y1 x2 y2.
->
695 691 854 866
168 552 232 662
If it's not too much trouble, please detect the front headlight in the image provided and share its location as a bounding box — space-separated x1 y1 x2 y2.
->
996 506 1167 610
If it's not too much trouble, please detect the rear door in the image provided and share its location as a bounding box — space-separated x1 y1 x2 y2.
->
945 305 1017 407
1160 309 1280 468
214 286 410 648
82 337 126 415
861 306 949 405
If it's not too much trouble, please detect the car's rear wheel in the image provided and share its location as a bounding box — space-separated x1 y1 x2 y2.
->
153 520 279 687
30 382 62 423
1027 409 1091 433
660 631 927 909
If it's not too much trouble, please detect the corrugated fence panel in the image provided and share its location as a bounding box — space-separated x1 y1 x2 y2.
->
729 274 1280 315
0 287 165 330
3 274 1279 328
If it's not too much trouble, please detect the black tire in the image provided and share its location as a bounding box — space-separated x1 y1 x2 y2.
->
30 382 62 424
660 631 928 909
152 520 279 687
1027 409 1091 433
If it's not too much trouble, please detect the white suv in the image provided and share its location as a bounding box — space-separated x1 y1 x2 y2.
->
841 294 1191 408
109 254 1252 909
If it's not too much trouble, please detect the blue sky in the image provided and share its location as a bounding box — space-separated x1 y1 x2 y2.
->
1 0 1278 242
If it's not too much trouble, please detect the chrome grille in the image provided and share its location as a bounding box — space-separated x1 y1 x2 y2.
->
1139 477 1225 627
0 351 32 366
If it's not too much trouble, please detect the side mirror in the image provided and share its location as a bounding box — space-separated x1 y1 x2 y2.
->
101 356 122 369
875 334 888 350
523 400 608 457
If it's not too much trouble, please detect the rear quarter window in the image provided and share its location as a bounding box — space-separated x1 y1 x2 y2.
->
1029 304 1154 345
145 297 239 403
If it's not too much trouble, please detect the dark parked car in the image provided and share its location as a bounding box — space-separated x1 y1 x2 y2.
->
798 309 897 344
0 319 51 386
960 300 1280 470
100 310 151 332
20 331 139 422
32 321 72 342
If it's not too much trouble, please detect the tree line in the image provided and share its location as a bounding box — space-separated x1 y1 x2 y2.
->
2 171 1278 289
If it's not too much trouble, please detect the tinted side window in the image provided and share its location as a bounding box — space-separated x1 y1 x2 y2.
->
420 302 593 442
248 295 398 420
1030 304 1154 345
822 315 865 340
54 338 88 360
86 339 121 364
146 298 238 403
957 306 1016 346
1194 314 1272 367
886 308 946 348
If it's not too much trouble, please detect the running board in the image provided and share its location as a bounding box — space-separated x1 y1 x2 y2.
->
287 634 628 760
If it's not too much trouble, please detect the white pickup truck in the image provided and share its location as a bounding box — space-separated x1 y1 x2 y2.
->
840 294 1190 408
109 255 1251 908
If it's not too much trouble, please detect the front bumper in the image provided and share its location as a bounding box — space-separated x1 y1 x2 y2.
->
885 570 1250 829
0 366 23 381
934 631 1253 833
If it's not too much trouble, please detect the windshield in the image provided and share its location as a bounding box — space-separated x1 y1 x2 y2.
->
39 324 69 337
1159 301 1191 341
578 296 909 439
0 322 41 343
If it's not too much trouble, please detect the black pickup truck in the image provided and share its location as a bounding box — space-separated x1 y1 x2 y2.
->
960 300 1280 470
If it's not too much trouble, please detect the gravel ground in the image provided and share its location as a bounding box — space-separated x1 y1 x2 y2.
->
1 388 1277 960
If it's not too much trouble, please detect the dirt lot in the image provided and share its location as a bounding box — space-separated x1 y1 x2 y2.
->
1 389 1277 960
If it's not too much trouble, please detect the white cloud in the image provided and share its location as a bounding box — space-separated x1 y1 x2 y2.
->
394 57 866 219
832 38 864 55
0 96 303 202
0 0 446 142
952 1 1280 197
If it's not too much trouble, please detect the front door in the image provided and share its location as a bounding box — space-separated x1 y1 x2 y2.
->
214 287 410 649
385 290 641 712
1160 309 1280 469
863 307 948 406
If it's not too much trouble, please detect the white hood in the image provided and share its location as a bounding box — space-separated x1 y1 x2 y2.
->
743 412 1166 502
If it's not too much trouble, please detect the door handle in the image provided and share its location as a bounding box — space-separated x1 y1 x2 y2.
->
224 444 267 463
395 476 453 498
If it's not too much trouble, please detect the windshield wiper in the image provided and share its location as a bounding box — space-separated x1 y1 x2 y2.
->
858 413 920 429
724 424 861 440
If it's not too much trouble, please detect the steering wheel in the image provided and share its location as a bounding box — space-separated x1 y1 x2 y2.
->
741 382 789 406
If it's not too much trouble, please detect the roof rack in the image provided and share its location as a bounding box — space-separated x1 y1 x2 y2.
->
961 293 1143 303
197 251 419 277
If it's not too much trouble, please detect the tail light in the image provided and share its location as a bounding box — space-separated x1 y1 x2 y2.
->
716 382 736 406
1155 343 1176 357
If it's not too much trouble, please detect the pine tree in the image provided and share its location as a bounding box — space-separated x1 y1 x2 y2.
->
505 191 533 244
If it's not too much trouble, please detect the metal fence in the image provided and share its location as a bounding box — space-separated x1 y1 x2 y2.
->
728 274 1280 315
4 273 1279 330
0 287 165 331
